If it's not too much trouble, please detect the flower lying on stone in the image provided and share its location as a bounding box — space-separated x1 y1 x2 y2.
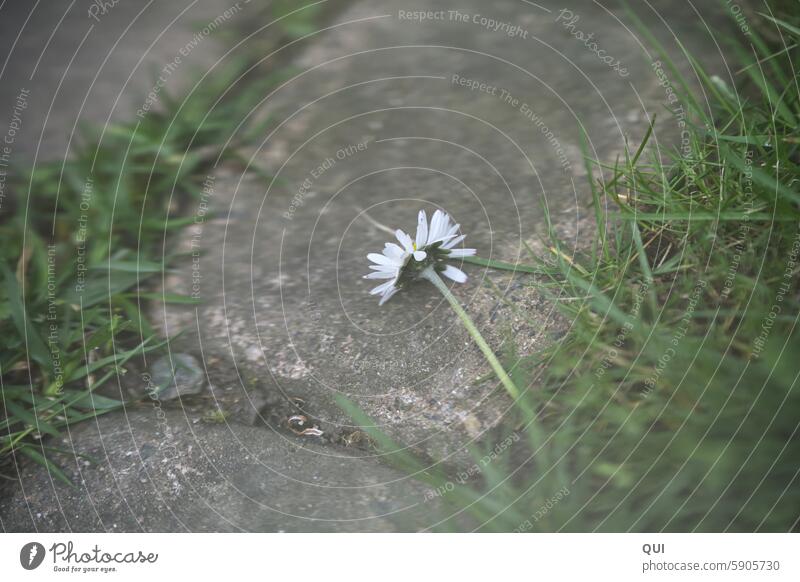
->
364 209 476 305
363 208 520 400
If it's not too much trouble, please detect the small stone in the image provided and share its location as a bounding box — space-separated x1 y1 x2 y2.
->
150 354 206 401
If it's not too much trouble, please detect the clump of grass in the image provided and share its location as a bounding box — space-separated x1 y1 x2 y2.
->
0 58 275 484
341 9 800 531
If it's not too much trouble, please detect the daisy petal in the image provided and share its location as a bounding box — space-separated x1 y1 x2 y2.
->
378 287 399 305
383 242 405 259
413 250 427 261
416 210 428 248
429 210 444 242
447 248 476 257
364 271 397 279
368 252 400 266
370 280 396 295
442 234 465 249
442 264 468 283
395 229 414 253
436 233 457 245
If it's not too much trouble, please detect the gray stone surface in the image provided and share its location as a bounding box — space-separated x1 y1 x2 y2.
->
152 0 729 463
0 410 431 531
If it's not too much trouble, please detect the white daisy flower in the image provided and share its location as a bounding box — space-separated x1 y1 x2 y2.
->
364 209 475 305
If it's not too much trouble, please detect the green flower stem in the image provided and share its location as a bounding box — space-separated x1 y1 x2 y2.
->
421 267 520 400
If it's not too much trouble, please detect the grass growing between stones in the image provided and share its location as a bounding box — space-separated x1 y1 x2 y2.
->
0 60 275 485
339 10 800 531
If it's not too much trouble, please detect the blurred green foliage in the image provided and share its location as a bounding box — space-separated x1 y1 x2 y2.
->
0 58 275 482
